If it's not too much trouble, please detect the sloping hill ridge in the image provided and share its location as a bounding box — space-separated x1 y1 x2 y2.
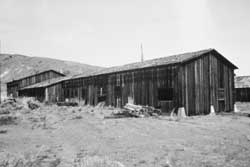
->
0 54 104 97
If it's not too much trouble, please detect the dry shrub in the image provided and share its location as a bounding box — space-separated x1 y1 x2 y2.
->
0 99 23 114
0 97 41 113
0 108 10 115
17 97 42 110
0 115 17 125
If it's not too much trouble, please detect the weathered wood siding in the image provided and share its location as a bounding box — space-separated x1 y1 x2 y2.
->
18 88 45 102
63 65 178 112
47 53 235 115
16 51 236 116
178 54 211 115
7 70 63 97
209 54 234 113
18 71 62 88
177 53 235 115
47 83 64 102
7 82 19 97
236 88 250 102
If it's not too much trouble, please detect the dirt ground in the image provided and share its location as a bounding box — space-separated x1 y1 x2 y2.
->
1 100 250 167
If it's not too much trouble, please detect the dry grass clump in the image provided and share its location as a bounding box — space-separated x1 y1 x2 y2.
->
0 146 60 167
236 102 250 112
74 156 125 167
0 99 19 126
16 97 41 110
0 115 17 125
0 151 125 167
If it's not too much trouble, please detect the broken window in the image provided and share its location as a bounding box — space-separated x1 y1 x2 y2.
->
158 88 173 101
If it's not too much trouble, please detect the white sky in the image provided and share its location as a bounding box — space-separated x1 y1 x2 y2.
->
0 0 250 75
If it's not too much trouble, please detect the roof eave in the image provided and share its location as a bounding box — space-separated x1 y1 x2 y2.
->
212 49 238 69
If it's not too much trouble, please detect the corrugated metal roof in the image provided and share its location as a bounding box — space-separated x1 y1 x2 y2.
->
235 76 250 88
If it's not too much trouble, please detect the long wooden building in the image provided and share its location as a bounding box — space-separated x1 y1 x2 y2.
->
235 76 250 102
18 76 70 102
7 70 65 97
17 49 237 115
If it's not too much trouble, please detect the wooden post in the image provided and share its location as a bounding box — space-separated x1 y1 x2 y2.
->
140 43 144 62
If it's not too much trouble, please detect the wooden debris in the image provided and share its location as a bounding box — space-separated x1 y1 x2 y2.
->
56 102 78 107
121 103 161 118
95 102 105 108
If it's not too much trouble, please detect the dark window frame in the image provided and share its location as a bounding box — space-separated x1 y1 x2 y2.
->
158 88 174 101
219 63 225 89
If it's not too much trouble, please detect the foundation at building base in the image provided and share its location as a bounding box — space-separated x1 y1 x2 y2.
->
234 104 239 113
209 105 216 116
177 107 186 118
